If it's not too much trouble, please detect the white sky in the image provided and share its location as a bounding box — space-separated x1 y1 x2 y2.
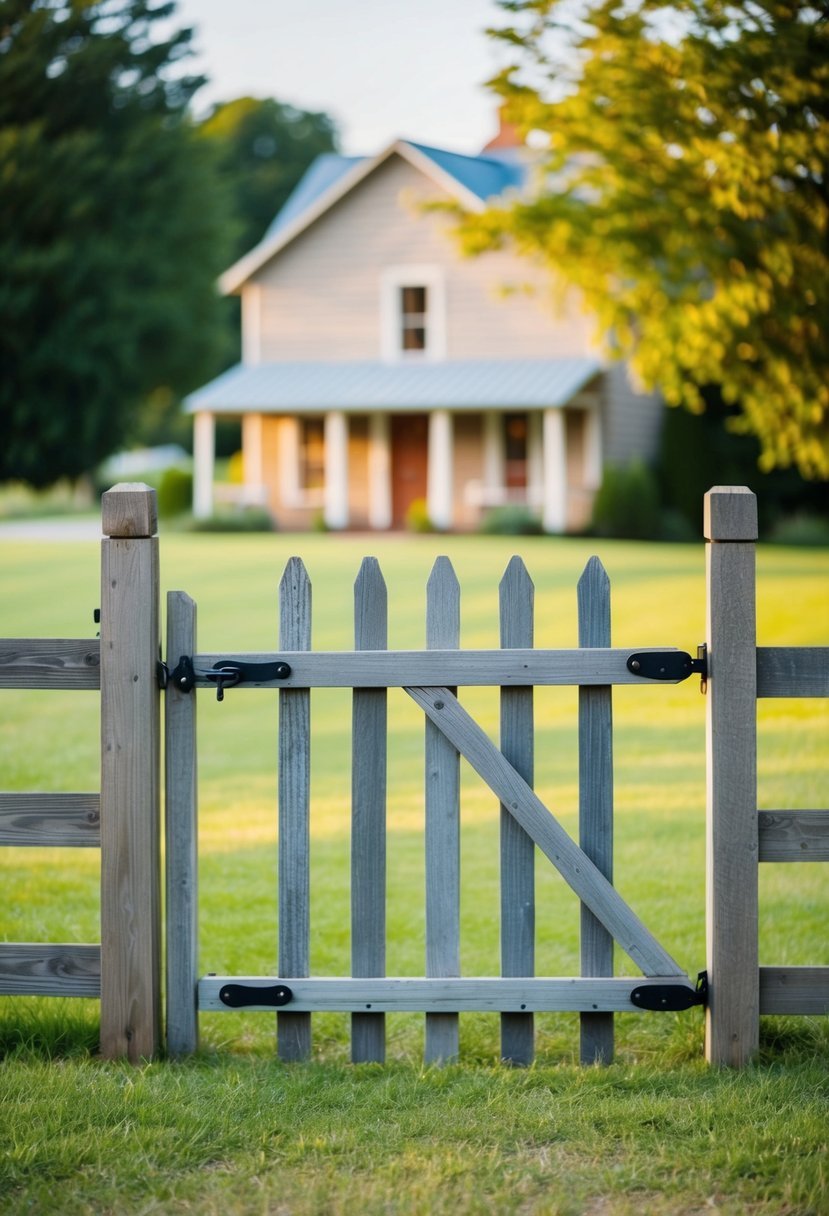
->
173 0 512 155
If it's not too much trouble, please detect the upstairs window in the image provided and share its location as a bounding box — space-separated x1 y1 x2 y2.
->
400 285 428 352
381 266 446 361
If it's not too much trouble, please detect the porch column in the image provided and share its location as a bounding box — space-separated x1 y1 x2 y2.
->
527 413 543 511
324 410 349 530
482 411 503 506
427 409 453 531
584 407 603 490
193 411 215 520
368 412 392 530
541 408 567 533
242 413 264 505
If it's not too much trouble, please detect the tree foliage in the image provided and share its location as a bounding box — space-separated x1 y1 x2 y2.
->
198 96 339 260
0 0 234 487
460 0 829 477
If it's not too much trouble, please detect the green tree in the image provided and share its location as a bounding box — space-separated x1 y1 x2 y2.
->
458 0 829 477
199 96 339 260
0 0 234 488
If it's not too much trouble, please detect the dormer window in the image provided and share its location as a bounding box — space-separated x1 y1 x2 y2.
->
381 266 446 361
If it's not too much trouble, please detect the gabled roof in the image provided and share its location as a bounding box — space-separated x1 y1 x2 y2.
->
220 139 530 295
184 357 601 415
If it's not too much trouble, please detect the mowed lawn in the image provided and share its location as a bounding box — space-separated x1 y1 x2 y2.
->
1 527 827 1215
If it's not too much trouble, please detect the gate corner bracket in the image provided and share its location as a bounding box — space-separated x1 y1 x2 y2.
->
626 645 708 690
630 971 708 1013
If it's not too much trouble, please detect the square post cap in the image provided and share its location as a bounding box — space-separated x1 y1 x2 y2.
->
102 483 158 538
704 486 758 541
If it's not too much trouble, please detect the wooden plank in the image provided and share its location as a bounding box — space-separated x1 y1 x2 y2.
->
0 943 100 996
100 484 161 1063
756 648 829 699
278 557 312 1061
758 811 829 862
0 793 100 847
578 557 615 1065
0 640 100 689
425 557 461 1064
193 647 690 690
405 686 685 977
351 558 387 1064
102 482 158 538
499 557 535 1066
704 486 759 1067
759 967 829 1015
165 591 199 1057
199 975 696 1014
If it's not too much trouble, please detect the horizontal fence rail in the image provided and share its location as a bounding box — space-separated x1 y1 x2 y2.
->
0 793 101 847
0 943 101 997
756 647 829 698
758 811 829 862
190 647 691 689
759 967 829 1015
0 640 101 689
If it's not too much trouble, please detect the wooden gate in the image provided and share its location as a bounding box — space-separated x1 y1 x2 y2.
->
163 550 708 1067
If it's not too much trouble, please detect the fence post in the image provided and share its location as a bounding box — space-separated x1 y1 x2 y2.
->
100 483 161 1062
704 486 758 1067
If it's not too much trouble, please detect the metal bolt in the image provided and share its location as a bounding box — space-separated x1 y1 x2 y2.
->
630 660 641 672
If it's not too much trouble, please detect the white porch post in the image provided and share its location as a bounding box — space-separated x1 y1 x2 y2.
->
527 412 543 512
324 410 349 530
542 408 568 533
482 411 503 505
584 407 603 490
193 411 215 520
242 413 264 505
427 409 453 531
368 412 392 530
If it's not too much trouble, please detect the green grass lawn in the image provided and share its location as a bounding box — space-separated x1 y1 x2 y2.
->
1 529 827 1214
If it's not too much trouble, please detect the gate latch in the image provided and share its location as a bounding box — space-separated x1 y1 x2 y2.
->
159 656 292 701
627 645 707 690
630 971 708 1012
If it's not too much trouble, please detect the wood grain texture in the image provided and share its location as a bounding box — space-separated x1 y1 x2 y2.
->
351 558 387 1063
199 975 695 1013
165 592 199 1057
758 810 829 861
703 486 758 541
578 557 615 1065
101 483 158 537
756 648 829 698
406 686 684 977
499 557 535 1066
193 648 689 689
0 793 100 846
100 530 161 1062
425 557 461 1064
0 640 100 689
278 557 312 1061
705 526 759 1067
0 943 100 996
759 967 829 1015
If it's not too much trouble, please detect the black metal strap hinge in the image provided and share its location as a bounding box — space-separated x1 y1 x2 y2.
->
627 644 708 691
630 971 708 1012
158 655 292 700
219 982 293 1008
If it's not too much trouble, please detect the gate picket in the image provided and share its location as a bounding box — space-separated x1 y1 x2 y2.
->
425 558 461 1064
578 558 614 1064
499 557 535 1066
278 558 312 1061
351 558 388 1063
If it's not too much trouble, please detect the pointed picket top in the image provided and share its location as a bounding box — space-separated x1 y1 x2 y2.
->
577 557 610 649
426 556 460 649
499 556 534 649
354 558 388 650
279 557 312 649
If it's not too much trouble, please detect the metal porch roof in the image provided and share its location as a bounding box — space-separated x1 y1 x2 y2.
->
184 358 602 415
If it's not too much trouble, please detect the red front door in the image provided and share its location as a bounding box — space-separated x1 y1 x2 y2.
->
390 414 429 529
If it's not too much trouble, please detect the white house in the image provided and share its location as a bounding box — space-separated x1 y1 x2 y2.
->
186 121 662 531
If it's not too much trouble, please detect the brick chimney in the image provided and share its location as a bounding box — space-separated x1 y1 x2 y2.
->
482 105 522 151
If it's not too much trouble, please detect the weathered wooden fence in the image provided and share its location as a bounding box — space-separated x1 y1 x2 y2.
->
0 483 826 1067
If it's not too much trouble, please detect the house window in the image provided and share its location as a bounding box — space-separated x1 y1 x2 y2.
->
503 413 529 490
381 266 446 361
299 418 325 491
400 285 428 352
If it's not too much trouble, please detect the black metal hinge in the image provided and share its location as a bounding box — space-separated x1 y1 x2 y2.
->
219 982 293 1008
627 645 708 691
630 971 708 1012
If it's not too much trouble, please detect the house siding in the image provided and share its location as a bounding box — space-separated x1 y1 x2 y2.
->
253 153 595 364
